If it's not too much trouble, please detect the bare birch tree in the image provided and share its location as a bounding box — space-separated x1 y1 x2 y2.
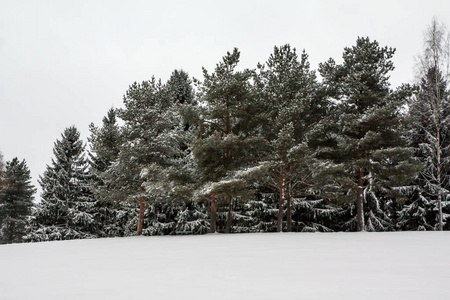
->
0 151 6 195
410 18 450 230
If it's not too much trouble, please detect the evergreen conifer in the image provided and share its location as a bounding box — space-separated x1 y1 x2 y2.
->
88 108 130 237
0 158 35 243
28 126 98 241
102 77 185 235
192 48 262 233
255 45 325 231
318 37 420 231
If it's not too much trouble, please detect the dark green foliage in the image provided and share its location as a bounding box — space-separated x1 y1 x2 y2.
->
28 126 98 241
397 187 438 231
101 78 182 198
254 45 328 231
167 69 195 105
211 193 340 233
290 198 340 232
317 37 421 231
0 158 35 244
88 108 128 237
256 45 323 142
22 36 446 239
142 200 209 235
117 77 185 195
212 193 278 233
193 48 262 232
89 108 122 174
242 193 279 232
166 69 197 149
194 48 261 171
98 75 193 236
338 189 398 232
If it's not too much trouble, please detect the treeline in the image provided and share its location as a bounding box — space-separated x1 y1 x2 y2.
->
1 19 450 243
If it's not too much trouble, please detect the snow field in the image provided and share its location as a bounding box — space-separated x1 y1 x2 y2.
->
1 232 449 300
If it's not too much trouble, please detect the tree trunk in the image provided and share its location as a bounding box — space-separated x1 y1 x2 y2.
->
8 221 15 243
436 101 443 231
277 166 284 232
436 110 443 231
225 198 233 233
438 150 443 231
356 166 365 232
137 195 145 236
286 181 292 232
210 193 217 233
438 191 443 231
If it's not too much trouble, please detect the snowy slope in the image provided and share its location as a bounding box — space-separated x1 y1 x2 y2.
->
1 232 449 300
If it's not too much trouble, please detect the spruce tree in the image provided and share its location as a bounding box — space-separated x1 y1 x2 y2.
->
166 69 195 106
317 37 420 231
28 126 98 241
88 108 130 237
142 199 209 235
89 108 122 175
290 198 340 232
164 70 200 202
237 192 278 232
173 200 209 234
0 158 35 244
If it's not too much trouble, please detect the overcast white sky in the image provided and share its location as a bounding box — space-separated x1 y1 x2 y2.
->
1 0 450 200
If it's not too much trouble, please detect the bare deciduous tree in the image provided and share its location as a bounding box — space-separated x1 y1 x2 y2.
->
0 150 6 194
411 17 450 231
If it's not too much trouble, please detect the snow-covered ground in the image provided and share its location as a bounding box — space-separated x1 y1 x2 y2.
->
1 232 449 300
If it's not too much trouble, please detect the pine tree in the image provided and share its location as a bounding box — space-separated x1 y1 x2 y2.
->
0 158 35 244
255 45 324 232
28 126 98 241
318 37 420 231
192 48 261 233
102 77 185 236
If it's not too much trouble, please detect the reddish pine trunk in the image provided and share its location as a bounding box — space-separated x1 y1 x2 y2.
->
7 221 15 243
225 198 233 233
210 193 217 233
137 195 145 236
286 181 292 232
356 166 365 232
137 155 152 236
277 166 284 232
